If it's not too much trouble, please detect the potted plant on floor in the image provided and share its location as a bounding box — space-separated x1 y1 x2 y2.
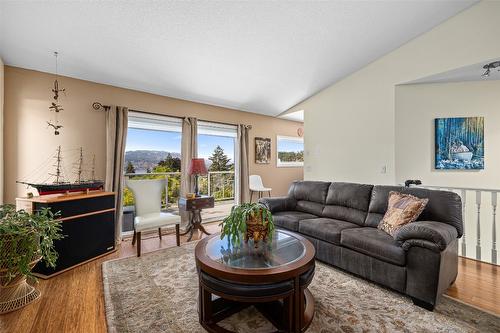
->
0 205 62 314
219 202 275 246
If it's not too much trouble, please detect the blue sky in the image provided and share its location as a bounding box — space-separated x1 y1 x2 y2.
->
278 138 304 152
126 128 235 161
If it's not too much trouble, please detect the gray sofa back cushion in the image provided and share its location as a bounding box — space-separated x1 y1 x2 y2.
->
322 182 373 225
366 186 463 236
288 181 330 203
288 181 330 216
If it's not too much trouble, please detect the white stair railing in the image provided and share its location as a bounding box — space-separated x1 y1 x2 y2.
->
417 185 499 265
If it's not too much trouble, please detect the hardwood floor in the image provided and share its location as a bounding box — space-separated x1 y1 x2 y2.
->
0 222 498 333
446 257 499 315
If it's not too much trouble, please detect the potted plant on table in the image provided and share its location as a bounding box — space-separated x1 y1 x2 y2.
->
0 205 62 314
219 202 275 247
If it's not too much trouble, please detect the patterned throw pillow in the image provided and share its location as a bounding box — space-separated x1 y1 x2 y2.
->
378 191 429 237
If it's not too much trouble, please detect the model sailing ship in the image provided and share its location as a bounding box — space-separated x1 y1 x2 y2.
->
17 146 104 195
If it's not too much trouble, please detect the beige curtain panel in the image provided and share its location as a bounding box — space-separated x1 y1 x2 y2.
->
236 124 251 204
105 106 128 244
180 117 198 226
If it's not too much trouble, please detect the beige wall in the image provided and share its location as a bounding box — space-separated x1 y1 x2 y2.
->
0 57 3 204
3 66 303 203
395 81 500 261
290 1 500 185
395 80 500 188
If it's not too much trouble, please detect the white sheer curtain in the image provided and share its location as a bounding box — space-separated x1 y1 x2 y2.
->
105 106 128 244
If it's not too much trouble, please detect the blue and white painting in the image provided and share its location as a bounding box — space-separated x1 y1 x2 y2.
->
435 117 484 170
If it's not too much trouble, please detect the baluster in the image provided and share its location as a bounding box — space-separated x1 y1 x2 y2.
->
492 192 498 264
476 190 481 261
461 190 467 257
165 175 169 207
208 172 211 196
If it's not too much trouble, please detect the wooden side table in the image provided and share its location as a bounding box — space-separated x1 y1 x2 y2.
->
178 195 215 241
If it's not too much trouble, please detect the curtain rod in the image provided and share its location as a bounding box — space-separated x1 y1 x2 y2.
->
91 102 252 129
92 102 111 111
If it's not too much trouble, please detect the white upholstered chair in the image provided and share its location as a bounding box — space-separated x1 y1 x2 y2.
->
125 179 181 256
249 175 272 203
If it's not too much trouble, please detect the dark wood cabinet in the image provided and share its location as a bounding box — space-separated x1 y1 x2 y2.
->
16 191 116 278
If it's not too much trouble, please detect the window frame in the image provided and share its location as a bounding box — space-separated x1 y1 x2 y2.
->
276 135 304 168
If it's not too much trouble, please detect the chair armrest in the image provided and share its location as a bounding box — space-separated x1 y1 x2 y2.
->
259 197 296 213
394 221 458 251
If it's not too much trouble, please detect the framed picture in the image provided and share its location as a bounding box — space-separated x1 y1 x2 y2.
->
277 135 304 167
435 117 484 170
255 137 271 164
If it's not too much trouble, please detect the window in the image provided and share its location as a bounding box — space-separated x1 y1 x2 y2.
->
123 112 182 233
277 135 304 167
197 121 237 207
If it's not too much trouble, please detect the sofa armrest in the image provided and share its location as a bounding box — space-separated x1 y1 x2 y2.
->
400 239 443 252
259 197 296 213
394 221 458 251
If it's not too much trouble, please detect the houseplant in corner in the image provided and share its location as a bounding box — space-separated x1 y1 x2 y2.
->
219 202 275 247
0 205 62 314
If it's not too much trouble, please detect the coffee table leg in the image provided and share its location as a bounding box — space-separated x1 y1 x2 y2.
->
294 276 300 333
201 287 212 323
198 283 203 323
284 294 294 331
302 288 315 332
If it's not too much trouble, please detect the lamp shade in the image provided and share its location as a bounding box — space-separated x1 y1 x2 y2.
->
188 158 208 176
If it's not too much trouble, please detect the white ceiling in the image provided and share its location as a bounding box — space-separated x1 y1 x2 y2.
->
405 57 500 84
278 110 304 122
0 1 476 117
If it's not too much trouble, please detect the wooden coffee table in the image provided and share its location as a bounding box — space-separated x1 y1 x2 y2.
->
195 229 315 333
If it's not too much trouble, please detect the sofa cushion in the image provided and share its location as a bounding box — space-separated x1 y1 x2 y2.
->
272 211 318 231
378 191 428 236
322 182 373 225
288 181 330 204
340 227 406 266
366 185 463 237
299 218 360 245
296 200 325 216
287 181 330 216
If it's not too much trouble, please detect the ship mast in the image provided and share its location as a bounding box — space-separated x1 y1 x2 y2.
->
50 145 63 184
91 154 96 181
76 147 84 183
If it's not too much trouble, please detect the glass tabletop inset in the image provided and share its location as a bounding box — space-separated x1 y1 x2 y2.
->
205 230 306 269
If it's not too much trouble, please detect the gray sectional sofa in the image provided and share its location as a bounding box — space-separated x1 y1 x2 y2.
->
259 181 463 310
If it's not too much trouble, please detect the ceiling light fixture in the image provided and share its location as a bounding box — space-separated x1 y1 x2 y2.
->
481 61 500 78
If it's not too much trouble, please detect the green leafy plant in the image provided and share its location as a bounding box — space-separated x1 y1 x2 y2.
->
219 203 274 245
0 205 63 283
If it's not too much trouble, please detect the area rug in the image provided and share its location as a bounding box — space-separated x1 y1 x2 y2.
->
102 242 500 333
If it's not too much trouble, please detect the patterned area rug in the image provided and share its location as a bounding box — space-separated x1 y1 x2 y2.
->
102 242 500 333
